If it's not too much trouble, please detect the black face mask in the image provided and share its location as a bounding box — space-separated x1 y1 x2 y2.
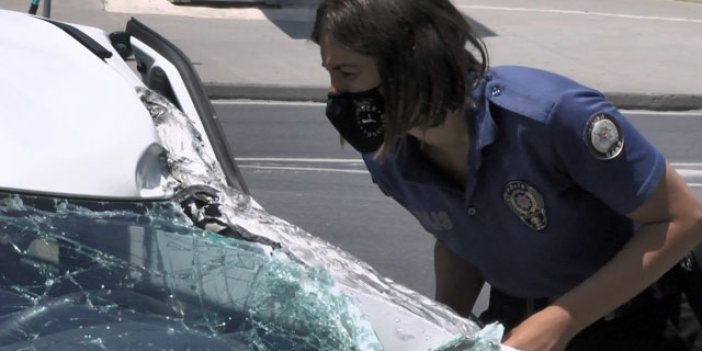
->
325 87 385 153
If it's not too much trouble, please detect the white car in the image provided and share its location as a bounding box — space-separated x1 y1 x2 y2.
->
0 8 513 351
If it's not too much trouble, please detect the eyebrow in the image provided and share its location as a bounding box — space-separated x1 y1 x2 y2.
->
322 62 359 70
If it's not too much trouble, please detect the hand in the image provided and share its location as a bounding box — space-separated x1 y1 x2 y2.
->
502 305 578 351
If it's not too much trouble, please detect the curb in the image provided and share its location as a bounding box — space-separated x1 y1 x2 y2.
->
605 93 702 112
204 83 702 111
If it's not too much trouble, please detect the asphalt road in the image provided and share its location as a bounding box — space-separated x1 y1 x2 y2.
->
214 101 702 305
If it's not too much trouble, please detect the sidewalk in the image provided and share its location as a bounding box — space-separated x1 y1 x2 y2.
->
2 0 701 110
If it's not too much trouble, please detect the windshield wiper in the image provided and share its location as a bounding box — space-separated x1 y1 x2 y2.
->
174 186 281 249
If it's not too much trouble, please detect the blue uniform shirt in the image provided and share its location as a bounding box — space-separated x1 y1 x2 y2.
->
363 66 666 299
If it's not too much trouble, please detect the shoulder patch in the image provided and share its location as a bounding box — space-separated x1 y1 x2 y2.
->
503 181 548 231
583 113 624 160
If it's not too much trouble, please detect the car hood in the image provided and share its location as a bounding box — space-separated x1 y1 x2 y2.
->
0 10 165 199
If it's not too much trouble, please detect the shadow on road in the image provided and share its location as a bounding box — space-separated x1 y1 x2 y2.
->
169 0 496 39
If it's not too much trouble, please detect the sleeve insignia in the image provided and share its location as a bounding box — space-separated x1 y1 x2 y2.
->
503 181 548 231
584 113 624 160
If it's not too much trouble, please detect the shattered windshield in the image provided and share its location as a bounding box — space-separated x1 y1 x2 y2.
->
0 87 502 350
0 192 380 350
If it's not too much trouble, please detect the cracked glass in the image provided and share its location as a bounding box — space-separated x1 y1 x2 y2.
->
0 88 502 351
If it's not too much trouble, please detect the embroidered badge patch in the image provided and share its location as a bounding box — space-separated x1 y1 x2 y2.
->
503 181 548 231
584 113 624 160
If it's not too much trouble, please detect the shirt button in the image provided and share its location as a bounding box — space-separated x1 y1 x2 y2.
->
467 207 477 216
491 86 501 97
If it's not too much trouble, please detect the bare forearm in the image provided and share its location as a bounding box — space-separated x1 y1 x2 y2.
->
553 219 702 338
434 240 484 317
505 164 702 350
555 165 702 336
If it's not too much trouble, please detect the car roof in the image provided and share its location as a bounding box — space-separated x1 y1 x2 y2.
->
0 10 165 199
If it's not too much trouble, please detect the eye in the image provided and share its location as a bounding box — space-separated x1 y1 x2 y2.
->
340 71 356 79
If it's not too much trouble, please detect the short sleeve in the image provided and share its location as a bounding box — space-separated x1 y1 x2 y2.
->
549 88 666 215
362 153 405 204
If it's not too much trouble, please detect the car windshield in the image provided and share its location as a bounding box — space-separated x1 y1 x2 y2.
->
0 191 382 350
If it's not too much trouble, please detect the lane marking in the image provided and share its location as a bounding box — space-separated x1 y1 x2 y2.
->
459 5 702 24
677 169 702 177
237 158 702 188
214 100 702 117
216 100 325 107
237 157 363 163
239 165 368 174
671 162 702 168
238 158 702 167
624 110 702 117
240 164 702 188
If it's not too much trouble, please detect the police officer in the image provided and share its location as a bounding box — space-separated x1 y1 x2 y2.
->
312 0 702 350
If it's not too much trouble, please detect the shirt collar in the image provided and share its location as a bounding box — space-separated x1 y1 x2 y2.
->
468 73 499 171
392 73 499 188
394 136 458 189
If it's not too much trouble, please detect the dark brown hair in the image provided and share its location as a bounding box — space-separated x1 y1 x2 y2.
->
311 0 488 157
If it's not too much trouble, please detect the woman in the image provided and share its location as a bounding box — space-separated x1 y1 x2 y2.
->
310 0 702 350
